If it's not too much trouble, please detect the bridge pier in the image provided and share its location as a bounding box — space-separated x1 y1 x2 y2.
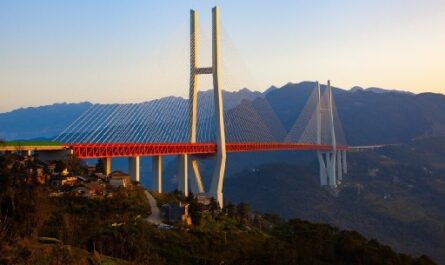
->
327 152 337 186
128 156 140 182
337 151 343 183
100 157 111 176
317 152 328 185
342 150 347 174
318 150 347 186
178 154 188 196
318 152 336 186
151 156 162 193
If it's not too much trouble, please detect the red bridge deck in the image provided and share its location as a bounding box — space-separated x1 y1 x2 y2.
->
71 142 349 159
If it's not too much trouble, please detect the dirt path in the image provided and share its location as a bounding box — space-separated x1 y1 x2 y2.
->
144 190 162 225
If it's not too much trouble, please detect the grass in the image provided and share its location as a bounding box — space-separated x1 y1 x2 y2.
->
4 238 130 265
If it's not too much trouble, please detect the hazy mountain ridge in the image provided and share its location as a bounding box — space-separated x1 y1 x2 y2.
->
1 82 444 143
0 90 264 141
0 102 92 140
350 85 415 95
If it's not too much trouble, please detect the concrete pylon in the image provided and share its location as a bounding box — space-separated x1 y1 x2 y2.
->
327 80 337 186
185 6 226 207
316 81 344 187
208 6 227 208
128 156 140 182
316 82 328 185
151 156 162 193
187 9 206 195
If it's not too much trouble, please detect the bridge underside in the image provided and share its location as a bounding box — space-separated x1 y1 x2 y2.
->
70 142 349 159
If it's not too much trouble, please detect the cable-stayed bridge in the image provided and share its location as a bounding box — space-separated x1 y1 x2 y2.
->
51 7 349 207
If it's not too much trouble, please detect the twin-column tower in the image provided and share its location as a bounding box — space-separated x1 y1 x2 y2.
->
178 6 227 207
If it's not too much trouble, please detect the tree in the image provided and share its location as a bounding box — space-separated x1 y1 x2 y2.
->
225 202 236 218
209 198 219 215
237 203 250 224
66 157 87 175
54 160 66 173
95 159 104 174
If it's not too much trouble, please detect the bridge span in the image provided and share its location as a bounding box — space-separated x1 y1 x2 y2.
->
41 7 350 207
70 142 349 159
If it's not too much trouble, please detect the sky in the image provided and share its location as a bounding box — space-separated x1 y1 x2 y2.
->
1 0 445 112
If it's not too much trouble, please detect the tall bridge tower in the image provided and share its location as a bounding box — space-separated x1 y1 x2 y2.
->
316 81 347 187
178 6 226 207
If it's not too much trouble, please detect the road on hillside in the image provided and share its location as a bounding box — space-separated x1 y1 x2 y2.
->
144 190 162 225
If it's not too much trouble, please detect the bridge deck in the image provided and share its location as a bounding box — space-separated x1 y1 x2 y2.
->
70 142 349 159
0 145 68 152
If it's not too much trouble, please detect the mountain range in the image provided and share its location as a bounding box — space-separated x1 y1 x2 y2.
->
1 81 444 144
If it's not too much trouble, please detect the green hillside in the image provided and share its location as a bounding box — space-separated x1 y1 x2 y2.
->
0 152 436 264
225 136 445 264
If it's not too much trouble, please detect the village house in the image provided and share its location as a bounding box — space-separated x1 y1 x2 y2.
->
196 193 211 205
71 182 106 198
109 171 131 188
25 164 48 185
51 175 78 186
87 165 96 175
47 163 56 175
61 175 77 186
94 172 108 181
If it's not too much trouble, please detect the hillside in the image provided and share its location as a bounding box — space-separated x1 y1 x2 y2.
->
0 102 92 140
264 82 445 144
0 152 436 264
224 136 445 264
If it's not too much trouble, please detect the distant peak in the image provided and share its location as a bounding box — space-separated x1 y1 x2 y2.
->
350 86 415 95
238 87 253 93
264 85 278 95
350 86 364 92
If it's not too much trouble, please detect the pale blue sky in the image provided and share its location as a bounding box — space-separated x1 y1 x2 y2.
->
1 0 444 112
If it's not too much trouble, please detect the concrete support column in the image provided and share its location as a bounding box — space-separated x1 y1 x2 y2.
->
128 156 140 182
151 156 162 193
328 152 337 186
342 150 348 174
191 159 205 193
102 157 111 176
178 154 188 196
337 151 343 183
317 151 328 185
